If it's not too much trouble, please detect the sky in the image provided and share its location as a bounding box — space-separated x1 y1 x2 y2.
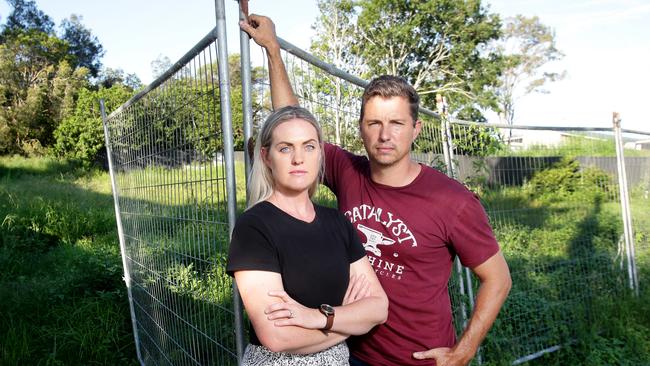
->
1 0 648 132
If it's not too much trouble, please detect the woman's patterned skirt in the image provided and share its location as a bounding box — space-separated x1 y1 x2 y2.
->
242 342 349 366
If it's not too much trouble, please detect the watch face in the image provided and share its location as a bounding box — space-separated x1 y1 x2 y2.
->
320 304 334 315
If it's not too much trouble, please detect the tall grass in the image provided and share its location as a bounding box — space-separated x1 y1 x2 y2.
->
0 156 138 365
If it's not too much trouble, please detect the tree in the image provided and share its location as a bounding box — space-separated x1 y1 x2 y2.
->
97 67 141 90
0 0 54 39
151 54 172 80
353 0 503 117
494 15 566 127
60 14 104 77
0 29 85 154
53 84 133 165
0 0 106 155
309 0 364 146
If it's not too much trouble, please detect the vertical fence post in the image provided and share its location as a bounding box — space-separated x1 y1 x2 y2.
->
214 0 246 362
239 0 253 181
100 99 144 365
613 112 639 294
437 95 469 330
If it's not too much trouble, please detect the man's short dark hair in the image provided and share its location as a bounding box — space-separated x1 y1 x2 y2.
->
360 75 420 124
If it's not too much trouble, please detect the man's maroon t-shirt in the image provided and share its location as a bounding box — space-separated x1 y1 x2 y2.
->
324 144 500 366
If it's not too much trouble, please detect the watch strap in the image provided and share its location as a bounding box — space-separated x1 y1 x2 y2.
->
323 312 334 330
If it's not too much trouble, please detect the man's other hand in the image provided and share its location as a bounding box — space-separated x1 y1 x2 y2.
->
413 347 472 366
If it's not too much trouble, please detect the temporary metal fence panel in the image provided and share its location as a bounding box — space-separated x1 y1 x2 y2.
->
101 1 243 364
246 36 649 364
439 121 650 363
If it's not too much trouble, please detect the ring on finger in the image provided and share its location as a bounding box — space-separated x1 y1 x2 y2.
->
288 310 294 318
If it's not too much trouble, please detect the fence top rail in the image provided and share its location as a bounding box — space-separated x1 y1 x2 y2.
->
107 26 220 120
620 128 650 136
277 36 441 120
450 119 650 136
450 120 614 132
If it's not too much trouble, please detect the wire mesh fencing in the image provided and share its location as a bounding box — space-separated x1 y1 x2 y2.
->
101 7 243 364
436 121 650 363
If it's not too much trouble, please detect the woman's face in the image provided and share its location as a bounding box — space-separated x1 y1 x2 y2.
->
262 118 321 196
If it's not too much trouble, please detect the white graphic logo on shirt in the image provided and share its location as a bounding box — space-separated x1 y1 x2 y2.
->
344 204 417 281
357 224 395 256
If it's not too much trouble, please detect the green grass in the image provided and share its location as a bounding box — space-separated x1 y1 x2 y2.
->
0 156 138 365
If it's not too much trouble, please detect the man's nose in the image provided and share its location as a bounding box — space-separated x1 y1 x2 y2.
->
379 125 390 142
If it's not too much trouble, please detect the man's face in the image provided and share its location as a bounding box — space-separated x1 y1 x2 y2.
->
360 96 421 168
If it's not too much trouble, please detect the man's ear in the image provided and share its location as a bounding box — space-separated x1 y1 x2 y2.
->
413 119 423 141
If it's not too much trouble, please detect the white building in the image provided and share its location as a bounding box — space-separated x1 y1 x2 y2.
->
624 139 650 150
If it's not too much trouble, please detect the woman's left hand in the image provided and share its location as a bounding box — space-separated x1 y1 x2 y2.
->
265 291 326 330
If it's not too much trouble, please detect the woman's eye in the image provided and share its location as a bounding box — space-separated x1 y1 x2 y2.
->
305 144 316 151
279 146 291 153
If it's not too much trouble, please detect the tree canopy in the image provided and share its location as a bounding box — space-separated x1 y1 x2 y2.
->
493 15 566 126
308 0 504 121
0 0 130 158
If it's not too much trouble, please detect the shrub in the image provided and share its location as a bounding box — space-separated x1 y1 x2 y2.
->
525 157 613 202
53 85 132 166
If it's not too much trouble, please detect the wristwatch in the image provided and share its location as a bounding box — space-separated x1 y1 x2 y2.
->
319 304 335 330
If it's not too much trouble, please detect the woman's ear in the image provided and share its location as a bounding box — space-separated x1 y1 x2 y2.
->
261 147 271 168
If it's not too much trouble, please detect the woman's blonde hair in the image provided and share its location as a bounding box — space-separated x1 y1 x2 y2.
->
247 105 325 208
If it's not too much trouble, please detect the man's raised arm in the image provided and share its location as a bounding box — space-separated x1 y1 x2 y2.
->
240 15 298 109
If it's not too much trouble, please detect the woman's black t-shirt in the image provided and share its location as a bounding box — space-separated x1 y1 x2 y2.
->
227 201 366 346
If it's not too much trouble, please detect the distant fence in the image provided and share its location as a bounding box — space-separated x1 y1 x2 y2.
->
102 1 650 365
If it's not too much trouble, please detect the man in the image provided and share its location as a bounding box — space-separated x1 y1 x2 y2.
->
240 15 511 366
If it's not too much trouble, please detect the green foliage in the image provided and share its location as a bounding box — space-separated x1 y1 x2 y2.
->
97 67 142 90
53 84 133 165
0 0 105 155
0 0 55 38
524 157 614 201
0 29 85 154
353 0 503 117
415 120 504 157
59 14 104 77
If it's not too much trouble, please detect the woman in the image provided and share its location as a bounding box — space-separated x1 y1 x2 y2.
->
227 106 388 365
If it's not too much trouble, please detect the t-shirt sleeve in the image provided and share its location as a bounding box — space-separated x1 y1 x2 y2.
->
324 143 349 194
226 215 280 276
341 213 367 263
448 193 500 269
